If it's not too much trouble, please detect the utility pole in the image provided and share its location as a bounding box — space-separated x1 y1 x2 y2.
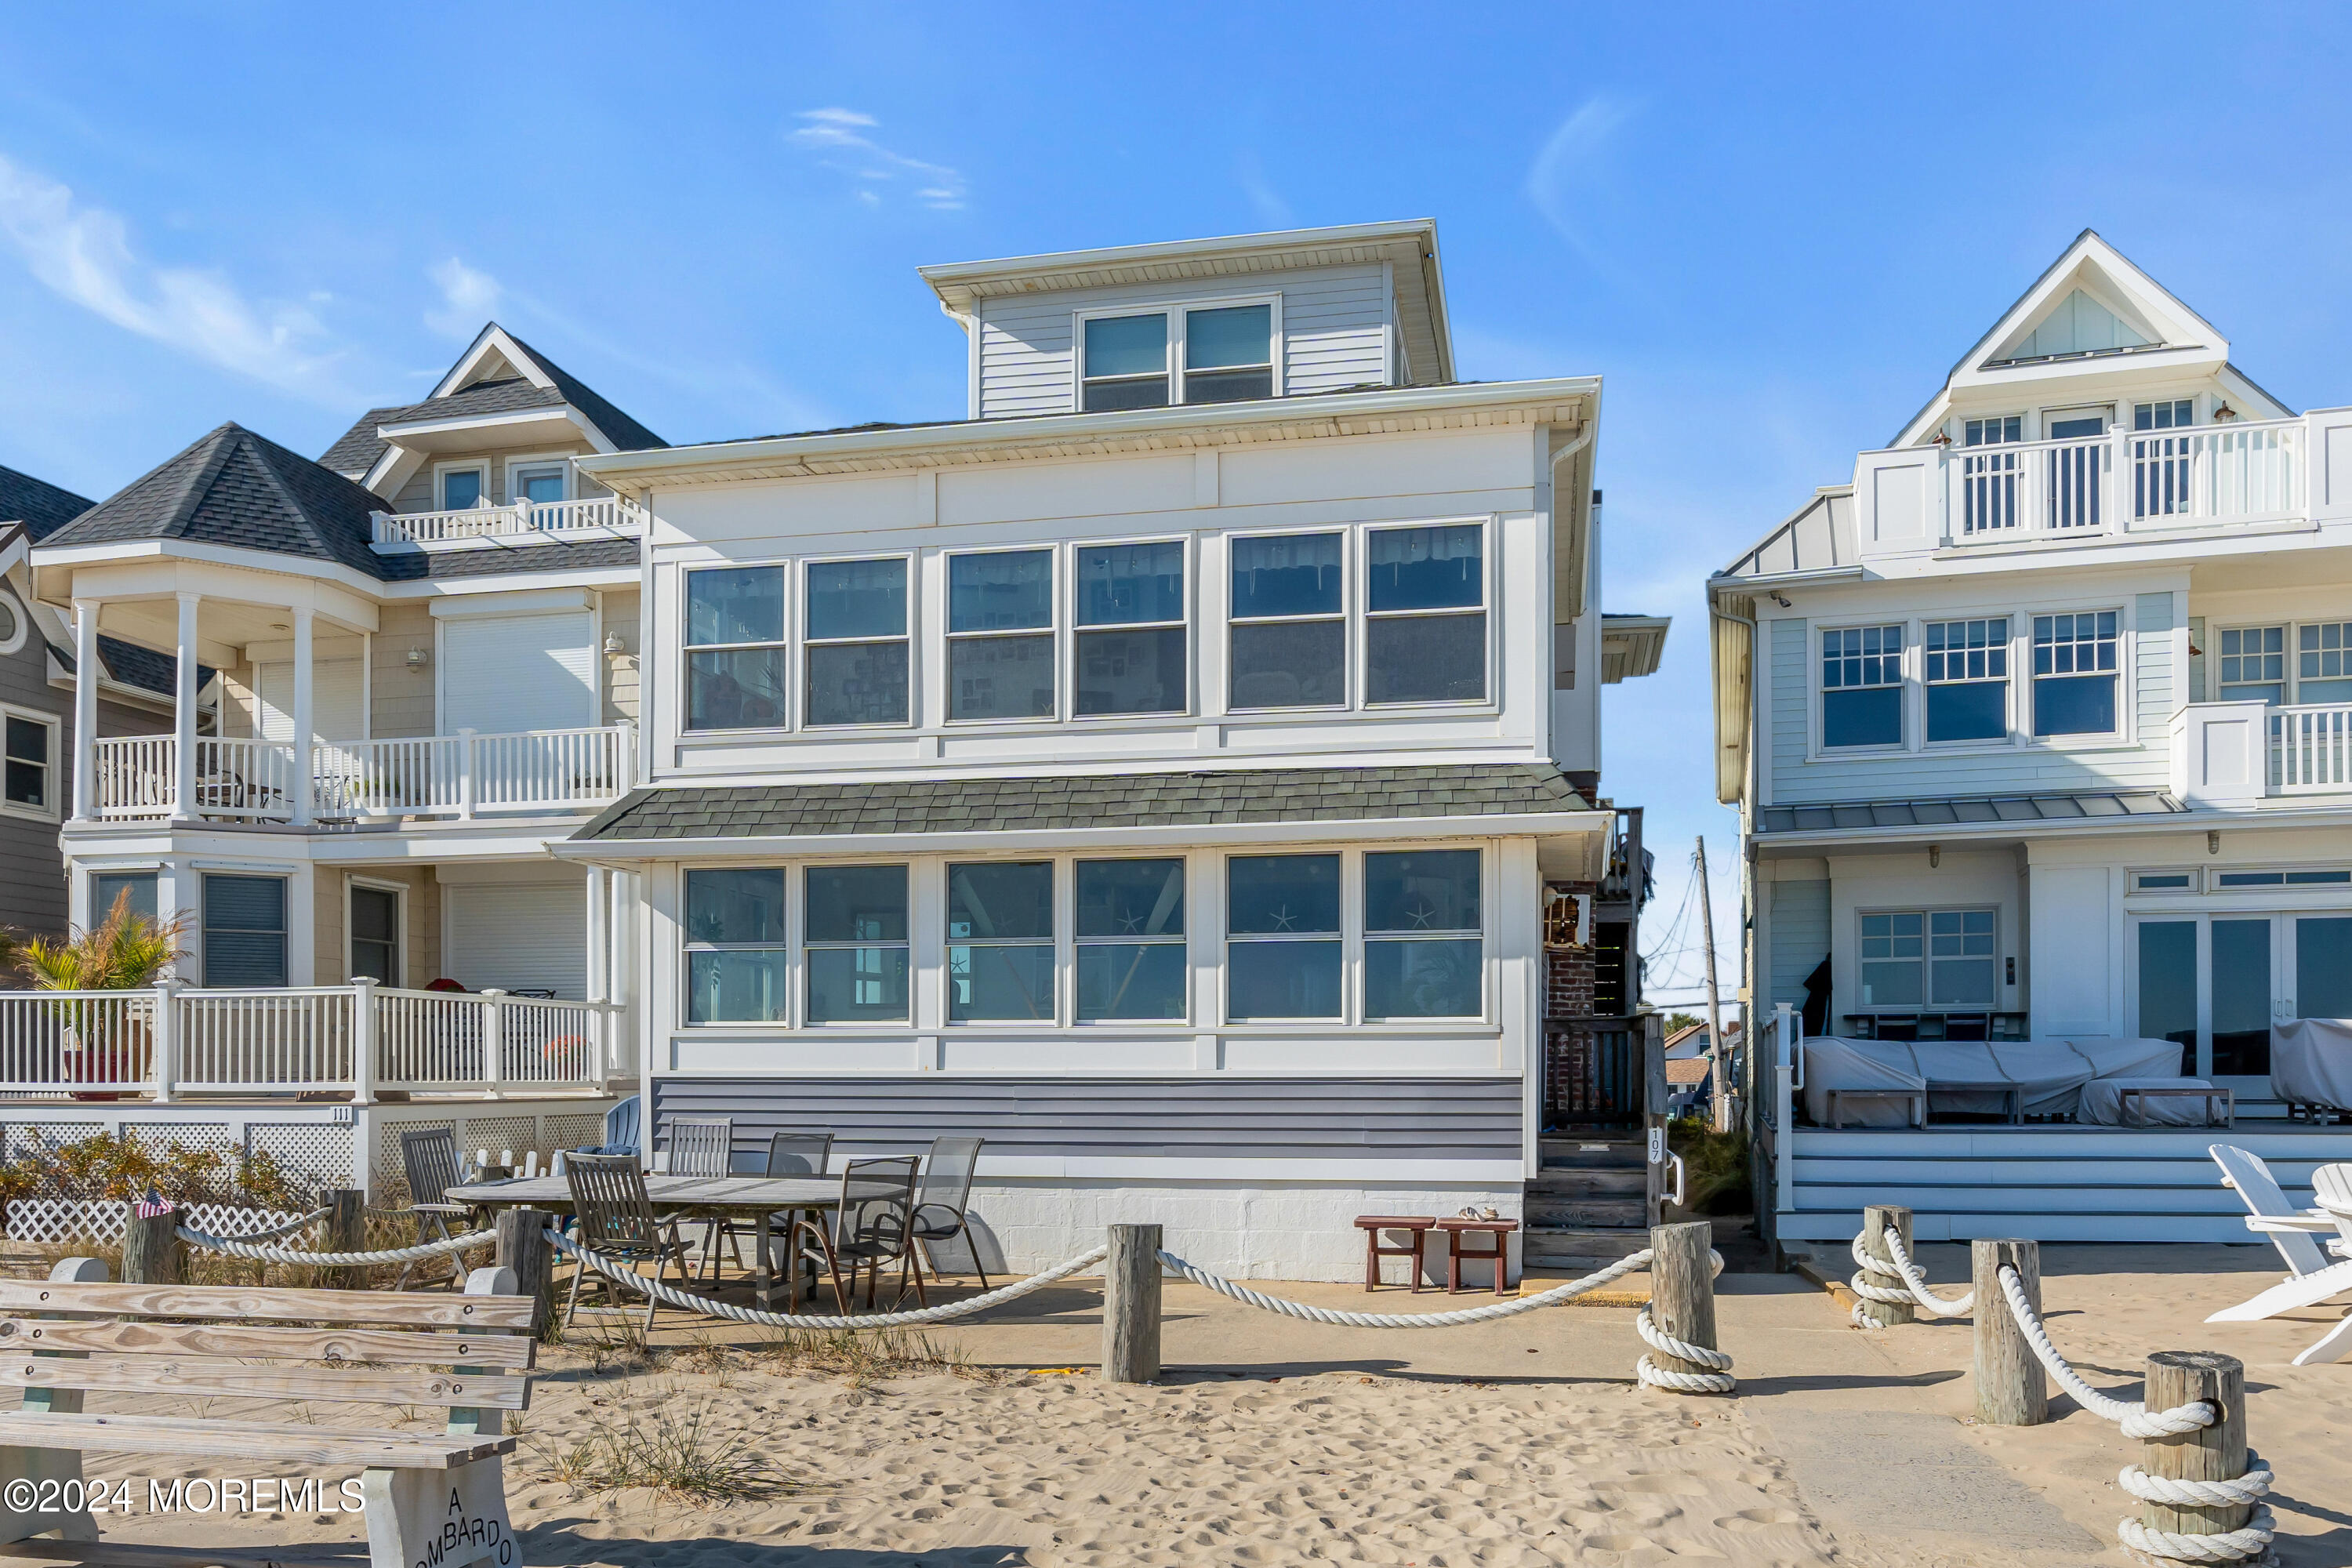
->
1696 837 1730 1133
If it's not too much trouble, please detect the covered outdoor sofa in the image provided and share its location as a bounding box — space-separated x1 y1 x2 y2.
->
1801 1036 2185 1127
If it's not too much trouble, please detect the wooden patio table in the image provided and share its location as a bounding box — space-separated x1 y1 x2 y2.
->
448 1173 896 1311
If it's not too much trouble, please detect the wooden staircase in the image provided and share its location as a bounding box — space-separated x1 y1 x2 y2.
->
1523 1133 1651 1271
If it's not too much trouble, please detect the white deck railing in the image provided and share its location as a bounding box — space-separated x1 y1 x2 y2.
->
89 724 632 824
0 983 622 1101
1947 417 2303 546
371 495 642 548
2272 702 2352 793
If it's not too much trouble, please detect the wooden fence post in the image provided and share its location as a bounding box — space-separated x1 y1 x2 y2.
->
1647 1219 1721 1388
323 1187 365 1290
1970 1238 2043 1425
2141 1352 2249 1547
121 1207 183 1286
1102 1224 1162 1385
495 1207 555 1341
1858 1203 1913 1327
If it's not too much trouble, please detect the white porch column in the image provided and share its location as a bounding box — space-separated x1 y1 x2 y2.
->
70 598 99 819
585 865 611 1004
172 592 201 818
290 607 314 826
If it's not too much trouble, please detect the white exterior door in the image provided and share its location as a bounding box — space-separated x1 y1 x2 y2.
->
441 613 596 735
444 880 586 998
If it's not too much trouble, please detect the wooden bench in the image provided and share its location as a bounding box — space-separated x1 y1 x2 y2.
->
0 1258 535 1568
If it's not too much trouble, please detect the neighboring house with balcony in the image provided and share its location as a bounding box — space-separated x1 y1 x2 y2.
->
9 328 654 1192
554 220 1663 1281
1709 230 2352 1243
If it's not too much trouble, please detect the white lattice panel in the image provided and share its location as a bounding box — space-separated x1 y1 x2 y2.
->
124 1123 234 1159
463 1116 539 1164
373 1118 456 1189
4 1198 307 1244
245 1124 352 1189
543 1112 603 1151
5 1123 106 1160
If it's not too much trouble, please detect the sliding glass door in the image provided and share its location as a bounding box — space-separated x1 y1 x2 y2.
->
2132 911 2352 1091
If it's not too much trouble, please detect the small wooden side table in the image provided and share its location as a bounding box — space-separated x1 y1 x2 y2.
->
1432 1217 1519 1296
1353 1214 1436 1291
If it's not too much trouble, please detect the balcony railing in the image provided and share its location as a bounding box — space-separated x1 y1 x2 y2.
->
89 724 633 824
0 982 626 1101
370 495 644 549
2272 703 2352 793
1951 418 2302 543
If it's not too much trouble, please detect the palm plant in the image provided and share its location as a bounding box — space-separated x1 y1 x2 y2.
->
16 889 190 992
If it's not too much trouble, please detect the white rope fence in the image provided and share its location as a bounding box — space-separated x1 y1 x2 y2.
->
1156 1246 1734 1393
1991 1265 2276 1566
545 1227 1110 1330
219 1205 330 1242
177 1223 496 1267
1847 1225 1974 1325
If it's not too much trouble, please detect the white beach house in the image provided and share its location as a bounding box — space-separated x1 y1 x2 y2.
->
559 221 1663 1280
1711 230 2352 1244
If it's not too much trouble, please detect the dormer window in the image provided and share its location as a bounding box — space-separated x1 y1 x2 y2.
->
1963 416 2020 447
1080 302 1279 412
1083 315 1170 412
511 463 567 505
439 465 485 510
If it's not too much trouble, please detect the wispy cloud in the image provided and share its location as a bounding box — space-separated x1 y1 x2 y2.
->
1526 96 1650 296
426 256 502 339
1236 151 1293 227
0 151 344 400
787 107 967 211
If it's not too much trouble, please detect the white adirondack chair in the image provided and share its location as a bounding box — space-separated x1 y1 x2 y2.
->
2205 1150 2352 1367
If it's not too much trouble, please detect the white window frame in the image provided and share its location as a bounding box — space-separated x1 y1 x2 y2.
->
1226 524 1351 713
2214 621 2288 705
345 875 407 989
2129 868 2204 895
1856 906 2000 1013
1815 620 1907 753
943 856 1061 1028
800 861 913 1029
1069 535 1193 722
800 551 916 731
1069 293 1285 414
680 560 791 735
2295 619 2352 702
1360 518 1496 711
679 863 797 1029
2029 607 2126 740
1218 844 1490 1028
503 452 574 508
0 702 59 823
1361 846 1488 1023
1920 615 2014 748
1959 413 2024 447
1070 853 1192 1026
433 459 491 512
942 545 1061 726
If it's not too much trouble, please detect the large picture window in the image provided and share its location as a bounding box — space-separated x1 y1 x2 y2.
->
685 567 788 731
2218 625 2285 706
1366 524 1486 704
1923 618 2009 742
1229 532 1345 710
947 551 1055 721
1363 850 1482 1019
1822 625 1903 748
1075 543 1185 717
1226 854 1341 1021
685 868 786 1023
805 865 909 1023
804 558 910 727
1860 909 1995 1009
2031 610 2118 735
1076 858 1185 1021
2 710 55 816
946 862 1054 1022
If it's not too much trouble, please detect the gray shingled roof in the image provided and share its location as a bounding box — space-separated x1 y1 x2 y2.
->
96 636 212 699
575 764 1592 842
1756 790 2185 835
0 464 95 540
318 328 666 478
41 423 387 578
372 537 639 582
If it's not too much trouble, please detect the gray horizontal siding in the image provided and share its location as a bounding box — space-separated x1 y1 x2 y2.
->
652 1076 1521 1163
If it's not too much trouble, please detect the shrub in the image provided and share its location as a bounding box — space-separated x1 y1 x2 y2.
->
0 1130 317 1211
1666 1118 1752 1216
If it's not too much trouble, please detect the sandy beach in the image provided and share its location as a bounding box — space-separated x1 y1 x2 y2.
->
53 1243 2350 1566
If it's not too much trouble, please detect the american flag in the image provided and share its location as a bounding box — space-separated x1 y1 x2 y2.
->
132 1187 175 1218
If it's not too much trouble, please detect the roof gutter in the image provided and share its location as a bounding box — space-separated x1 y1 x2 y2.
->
1709 593 1755 807
1548 419 1598 624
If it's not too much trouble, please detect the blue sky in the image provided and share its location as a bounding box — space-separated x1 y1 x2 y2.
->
4 5 2350 1012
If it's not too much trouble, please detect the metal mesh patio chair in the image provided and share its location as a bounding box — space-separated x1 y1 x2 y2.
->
764 1131 834 1294
665 1115 746 1284
394 1127 474 1290
561 1151 692 1333
910 1135 988 1291
788 1156 924 1313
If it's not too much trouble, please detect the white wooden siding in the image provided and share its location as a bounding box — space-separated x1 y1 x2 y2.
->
1766 615 2171 805
976 264 1389 419
440 613 597 734
256 658 365 743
